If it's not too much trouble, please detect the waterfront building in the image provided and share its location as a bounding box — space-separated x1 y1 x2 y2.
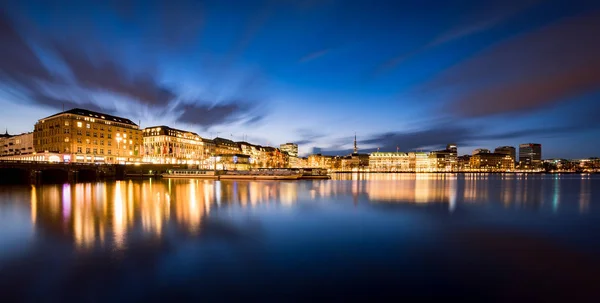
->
470 153 515 172
495 146 516 163
0 131 34 157
280 143 298 158
237 141 264 167
142 126 205 164
458 155 472 171
308 154 337 169
519 143 542 168
289 156 308 168
473 148 491 155
409 152 429 172
369 152 410 171
33 108 142 163
446 143 457 156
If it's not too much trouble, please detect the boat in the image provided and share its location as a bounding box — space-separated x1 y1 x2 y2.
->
161 169 220 179
299 168 331 180
220 169 302 180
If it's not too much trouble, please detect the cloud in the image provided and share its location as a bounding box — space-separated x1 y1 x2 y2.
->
372 0 538 76
175 100 264 129
299 48 331 63
434 10 600 117
0 13 52 85
51 42 177 107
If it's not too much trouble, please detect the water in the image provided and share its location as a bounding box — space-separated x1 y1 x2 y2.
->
1 174 599 301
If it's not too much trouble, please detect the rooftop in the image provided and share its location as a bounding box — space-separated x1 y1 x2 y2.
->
43 108 137 126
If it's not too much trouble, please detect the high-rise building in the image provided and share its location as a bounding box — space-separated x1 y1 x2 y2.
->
280 143 298 157
446 143 457 156
494 146 516 163
519 143 542 168
473 148 490 155
142 126 205 164
33 108 142 163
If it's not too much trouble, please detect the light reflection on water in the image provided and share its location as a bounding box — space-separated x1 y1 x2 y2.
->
0 174 599 300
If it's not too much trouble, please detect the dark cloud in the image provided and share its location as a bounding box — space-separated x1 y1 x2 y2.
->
434 10 600 117
175 100 264 129
0 12 52 85
34 94 114 114
292 128 327 145
51 43 176 107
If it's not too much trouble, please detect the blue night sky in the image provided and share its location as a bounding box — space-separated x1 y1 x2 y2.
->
1 0 599 158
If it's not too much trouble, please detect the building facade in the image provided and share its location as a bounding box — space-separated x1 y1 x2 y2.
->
519 143 542 168
0 131 34 157
495 146 516 163
33 108 142 163
470 153 515 171
369 152 410 171
142 126 205 164
280 143 298 158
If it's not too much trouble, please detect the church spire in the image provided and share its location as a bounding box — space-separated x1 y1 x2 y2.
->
353 132 358 154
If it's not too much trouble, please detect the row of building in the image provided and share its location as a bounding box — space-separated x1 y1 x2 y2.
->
2 107 597 172
0 108 297 169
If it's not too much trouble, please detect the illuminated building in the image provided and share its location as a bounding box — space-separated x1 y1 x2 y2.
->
142 126 205 164
308 154 338 169
470 153 515 171
409 152 429 172
473 148 491 155
33 108 142 163
495 146 516 163
369 152 410 171
458 155 472 171
0 131 34 157
519 143 542 168
280 143 298 157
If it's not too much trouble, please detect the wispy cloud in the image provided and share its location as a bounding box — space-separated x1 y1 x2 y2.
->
432 10 600 117
299 48 331 63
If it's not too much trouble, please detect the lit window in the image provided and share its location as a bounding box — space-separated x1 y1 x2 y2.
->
77 122 82 128
64 137 69 142
123 134 127 139
86 123 90 129
65 121 70 126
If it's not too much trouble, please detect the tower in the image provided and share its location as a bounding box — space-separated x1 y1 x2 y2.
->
353 132 358 154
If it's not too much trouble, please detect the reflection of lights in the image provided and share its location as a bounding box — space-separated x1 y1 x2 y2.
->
552 177 560 213
62 184 71 222
113 181 126 249
448 178 457 212
30 186 37 224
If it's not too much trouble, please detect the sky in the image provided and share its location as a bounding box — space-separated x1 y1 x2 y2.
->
1 0 600 159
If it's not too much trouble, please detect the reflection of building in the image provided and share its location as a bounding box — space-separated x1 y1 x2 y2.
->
495 146 516 163
142 126 205 164
0 131 34 157
470 153 515 171
519 143 542 168
280 143 298 157
33 108 142 163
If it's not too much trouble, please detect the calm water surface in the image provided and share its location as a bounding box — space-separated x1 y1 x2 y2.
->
1 174 599 301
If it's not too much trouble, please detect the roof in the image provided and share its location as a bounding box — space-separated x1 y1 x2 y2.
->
143 125 200 137
0 129 11 138
43 108 137 126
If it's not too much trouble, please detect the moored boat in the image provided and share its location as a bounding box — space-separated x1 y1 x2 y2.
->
220 170 302 180
161 169 219 179
299 168 331 179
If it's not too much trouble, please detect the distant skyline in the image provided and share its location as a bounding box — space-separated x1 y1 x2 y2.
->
1 0 600 158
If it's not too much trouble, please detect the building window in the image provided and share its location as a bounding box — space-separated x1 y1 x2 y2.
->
108 127 112 132
86 148 90 154
77 138 82 143
100 140 104 145
64 137 69 143
100 126 104 131
64 128 70 134
108 150 112 155
93 148 97 154
65 121 70 126
93 132 97 137
86 123 90 129
108 134 112 139
100 149 104 154
77 147 82 153
86 131 90 136
77 122 82 128
93 140 97 145
108 141 112 146
100 133 104 138
77 130 82 136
